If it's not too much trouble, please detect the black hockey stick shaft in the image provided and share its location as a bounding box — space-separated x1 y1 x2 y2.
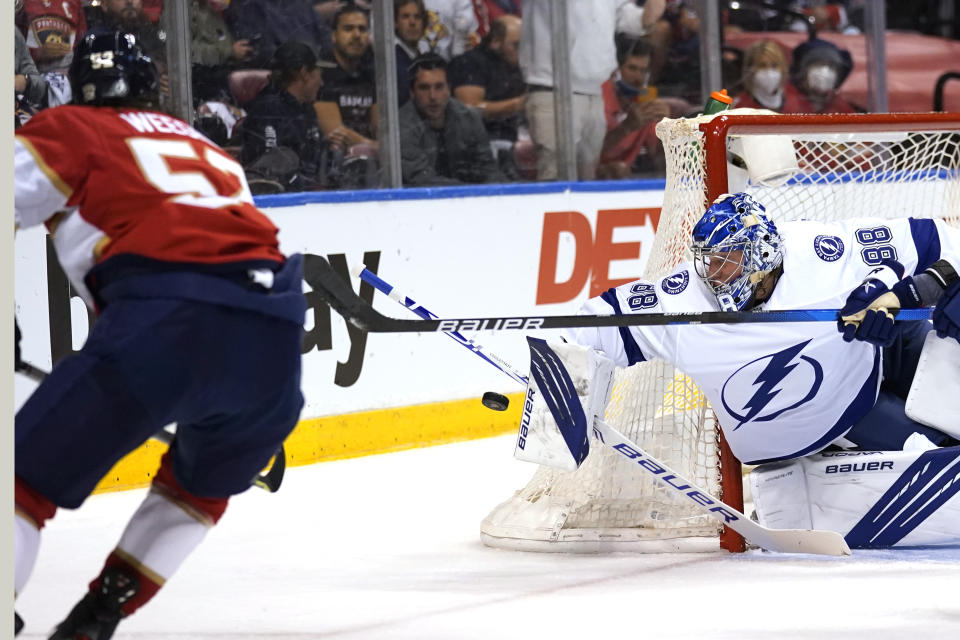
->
312 256 932 333
16 362 286 492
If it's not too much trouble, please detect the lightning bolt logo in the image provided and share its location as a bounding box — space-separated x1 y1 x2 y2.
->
721 340 824 430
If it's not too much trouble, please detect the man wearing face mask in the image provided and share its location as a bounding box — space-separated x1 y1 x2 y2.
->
597 36 671 179
789 38 859 114
733 40 806 113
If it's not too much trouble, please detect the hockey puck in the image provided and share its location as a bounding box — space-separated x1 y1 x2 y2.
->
481 391 510 412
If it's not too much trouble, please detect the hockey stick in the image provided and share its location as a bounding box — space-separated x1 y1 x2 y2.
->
15 362 286 493
352 268 852 556
353 265 529 386
314 256 931 333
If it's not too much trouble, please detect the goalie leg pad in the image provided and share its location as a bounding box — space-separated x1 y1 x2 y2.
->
513 338 616 470
752 447 960 548
905 330 960 440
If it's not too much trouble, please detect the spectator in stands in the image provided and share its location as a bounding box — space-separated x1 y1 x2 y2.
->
647 0 698 87
421 0 479 61
788 37 859 114
448 13 525 171
787 2 862 35
190 0 253 141
15 27 48 113
472 0 521 38
20 0 86 106
400 54 504 185
240 41 337 192
86 0 169 105
225 0 332 69
732 40 806 112
85 0 165 63
191 0 252 69
521 0 665 181
315 3 378 151
597 37 670 179
395 0 428 105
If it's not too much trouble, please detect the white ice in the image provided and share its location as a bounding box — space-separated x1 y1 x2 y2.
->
16 435 960 639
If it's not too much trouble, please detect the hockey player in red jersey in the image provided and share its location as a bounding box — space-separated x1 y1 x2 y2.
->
14 30 306 639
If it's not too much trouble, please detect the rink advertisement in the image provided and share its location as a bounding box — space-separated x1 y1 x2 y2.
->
14 182 663 489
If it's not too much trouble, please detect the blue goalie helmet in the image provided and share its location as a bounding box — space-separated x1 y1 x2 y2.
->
690 192 783 311
70 30 158 106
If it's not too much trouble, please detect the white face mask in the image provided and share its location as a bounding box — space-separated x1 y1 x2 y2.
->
752 69 782 94
806 65 837 92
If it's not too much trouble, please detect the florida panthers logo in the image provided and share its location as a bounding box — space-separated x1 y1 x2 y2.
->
721 340 824 430
813 235 844 262
661 270 690 295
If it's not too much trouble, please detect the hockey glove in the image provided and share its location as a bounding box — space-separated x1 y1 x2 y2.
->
838 260 922 346
932 278 960 344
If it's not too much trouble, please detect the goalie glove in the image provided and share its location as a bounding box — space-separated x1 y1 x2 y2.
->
838 259 922 347
513 338 616 471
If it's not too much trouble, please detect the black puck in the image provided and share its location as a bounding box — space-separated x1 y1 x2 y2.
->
481 391 510 412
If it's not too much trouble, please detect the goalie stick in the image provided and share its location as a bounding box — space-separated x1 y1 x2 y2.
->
314 256 931 333
15 362 287 493
350 267 852 556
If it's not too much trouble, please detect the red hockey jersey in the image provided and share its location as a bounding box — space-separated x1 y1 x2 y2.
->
15 105 284 306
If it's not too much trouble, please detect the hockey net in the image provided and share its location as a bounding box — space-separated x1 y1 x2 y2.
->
481 111 960 553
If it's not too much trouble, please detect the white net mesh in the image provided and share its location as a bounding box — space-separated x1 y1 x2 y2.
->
480 111 960 553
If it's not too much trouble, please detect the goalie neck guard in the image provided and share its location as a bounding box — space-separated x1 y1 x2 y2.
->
691 192 784 311
70 29 158 107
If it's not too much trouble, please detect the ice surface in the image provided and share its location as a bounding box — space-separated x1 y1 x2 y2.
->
16 435 960 639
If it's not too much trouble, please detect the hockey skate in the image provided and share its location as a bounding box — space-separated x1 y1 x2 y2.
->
49 567 138 640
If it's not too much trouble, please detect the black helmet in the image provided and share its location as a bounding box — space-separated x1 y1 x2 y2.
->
70 30 158 106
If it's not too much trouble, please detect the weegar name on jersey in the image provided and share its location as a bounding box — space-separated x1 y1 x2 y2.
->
119 111 209 141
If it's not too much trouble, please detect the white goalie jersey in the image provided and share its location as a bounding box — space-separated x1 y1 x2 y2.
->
567 217 960 465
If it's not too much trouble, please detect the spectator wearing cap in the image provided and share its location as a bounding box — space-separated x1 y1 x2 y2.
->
314 3 378 152
395 0 429 105
399 54 504 185
240 41 337 191
788 38 859 114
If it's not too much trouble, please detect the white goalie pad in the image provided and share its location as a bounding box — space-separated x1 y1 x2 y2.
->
905 330 960 439
751 447 960 548
513 338 616 471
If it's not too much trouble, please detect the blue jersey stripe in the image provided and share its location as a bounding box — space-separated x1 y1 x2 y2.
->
908 218 942 272
600 289 647 366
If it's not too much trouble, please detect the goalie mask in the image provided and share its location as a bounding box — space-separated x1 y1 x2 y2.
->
70 29 158 107
691 192 783 311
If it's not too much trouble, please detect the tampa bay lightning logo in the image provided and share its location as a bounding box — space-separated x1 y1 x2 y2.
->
661 270 690 295
813 235 844 262
721 340 824 430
